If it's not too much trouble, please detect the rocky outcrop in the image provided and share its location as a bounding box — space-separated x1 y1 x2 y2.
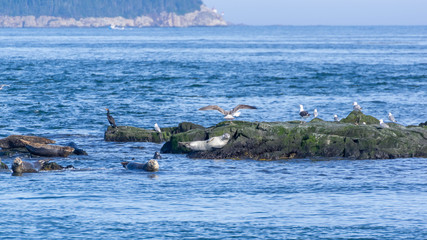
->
160 111 427 160
104 122 204 143
0 135 55 149
0 5 226 28
0 158 8 169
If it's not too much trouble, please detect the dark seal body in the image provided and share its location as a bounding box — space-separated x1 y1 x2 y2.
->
21 140 74 157
121 159 159 172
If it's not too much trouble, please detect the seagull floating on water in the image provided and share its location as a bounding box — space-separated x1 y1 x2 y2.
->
388 112 397 123
380 119 390 128
299 105 310 124
198 104 257 121
334 114 340 122
314 109 318 118
353 102 362 111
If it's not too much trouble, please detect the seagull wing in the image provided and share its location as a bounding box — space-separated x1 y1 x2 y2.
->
230 104 257 114
199 105 227 115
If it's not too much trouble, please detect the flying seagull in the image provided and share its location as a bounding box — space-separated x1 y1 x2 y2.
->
314 109 318 118
0 84 10 90
388 112 397 123
299 105 310 124
105 108 117 128
353 102 362 111
380 119 390 128
334 114 340 122
198 104 257 121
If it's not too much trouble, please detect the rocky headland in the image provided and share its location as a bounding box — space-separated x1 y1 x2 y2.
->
105 111 427 160
0 5 226 28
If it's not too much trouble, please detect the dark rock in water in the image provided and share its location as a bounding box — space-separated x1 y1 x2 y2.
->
21 140 74 157
40 162 74 171
104 122 204 143
161 112 427 160
121 159 159 172
67 142 88 155
0 135 55 149
0 158 8 169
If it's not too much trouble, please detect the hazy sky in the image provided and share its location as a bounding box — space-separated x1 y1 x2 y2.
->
203 0 427 25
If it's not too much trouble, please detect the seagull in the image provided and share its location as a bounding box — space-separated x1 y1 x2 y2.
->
380 119 390 128
353 102 362 111
105 108 117 128
314 109 318 118
0 84 10 90
154 123 161 133
198 104 257 121
299 105 310 124
154 123 163 141
388 112 397 123
334 114 340 122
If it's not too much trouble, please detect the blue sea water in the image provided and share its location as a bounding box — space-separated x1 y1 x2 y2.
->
0 26 426 239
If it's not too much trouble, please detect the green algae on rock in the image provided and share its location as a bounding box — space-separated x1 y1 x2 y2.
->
104 122 204 143
161 115 427 160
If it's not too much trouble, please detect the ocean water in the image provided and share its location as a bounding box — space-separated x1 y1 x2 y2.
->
0 26 426 239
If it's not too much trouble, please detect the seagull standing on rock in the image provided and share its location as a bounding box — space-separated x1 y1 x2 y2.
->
388 112 397 122
314 109 318 118
353 102 362 111
299 105 310 124
380 119 390 128
154 123 163 141
198 104 257 122
334 114 340 122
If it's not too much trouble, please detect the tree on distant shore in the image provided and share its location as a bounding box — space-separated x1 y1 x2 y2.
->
0 0 203 18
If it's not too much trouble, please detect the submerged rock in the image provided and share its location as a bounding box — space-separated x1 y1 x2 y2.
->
67 142 88 155
0 135 55 149
161 113 427 160
104 122 204 143
0 158 8 169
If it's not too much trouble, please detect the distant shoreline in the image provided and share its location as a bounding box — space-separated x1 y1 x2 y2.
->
0 5 226 28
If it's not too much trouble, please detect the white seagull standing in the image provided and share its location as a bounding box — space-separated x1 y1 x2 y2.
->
334 114 340 122
314 109 318 118
379 119 390 128
154 123 163 141
353 102 362 111
299 105 310 124
198 104 257 121
388 112 397 122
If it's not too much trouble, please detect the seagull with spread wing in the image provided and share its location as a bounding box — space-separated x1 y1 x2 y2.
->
198 104 257 121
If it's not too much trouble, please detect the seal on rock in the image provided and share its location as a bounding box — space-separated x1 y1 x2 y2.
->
11 157 40 174
179 133 231 151
11 157 74 175
121 159 159 172
20 140 74 157
0 135 55 149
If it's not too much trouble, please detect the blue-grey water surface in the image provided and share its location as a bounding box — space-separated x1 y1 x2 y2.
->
0 26 426 239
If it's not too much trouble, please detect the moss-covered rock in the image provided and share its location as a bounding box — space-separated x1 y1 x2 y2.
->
340 110 379 125
161 113 427 160
104 122 204 143
0 158 8 169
